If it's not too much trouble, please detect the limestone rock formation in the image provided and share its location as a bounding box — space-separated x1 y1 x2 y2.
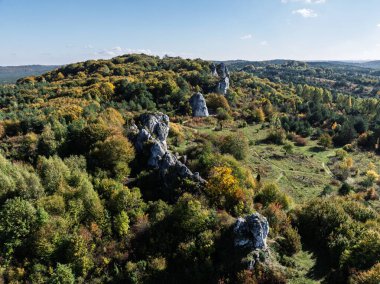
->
189 93 209 117
234 213 269 250
210 63 218 76
234 213 270 269
215 63 230 95
132 113 205 184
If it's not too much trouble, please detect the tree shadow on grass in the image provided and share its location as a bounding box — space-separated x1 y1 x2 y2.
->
309 146 325 153
302 244 333 283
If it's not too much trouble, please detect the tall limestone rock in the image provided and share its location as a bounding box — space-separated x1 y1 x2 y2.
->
189 92 209 117
216 63 230 95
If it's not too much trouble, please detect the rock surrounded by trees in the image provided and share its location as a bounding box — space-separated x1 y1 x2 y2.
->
189 92 209 117
234 213 270 269
134 113 205 183
234 213 269 250
216 63 230 95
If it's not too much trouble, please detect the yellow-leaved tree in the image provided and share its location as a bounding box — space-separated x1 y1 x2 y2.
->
206 166 248 215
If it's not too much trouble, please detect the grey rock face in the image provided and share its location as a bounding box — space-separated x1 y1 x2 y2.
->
216 62 230 79
139 113 169 142
217 77 230 95
148 141 167 168
210 63 218 76
189 93 209 117
234 213 269 250
233 213 269 269
215 63 230 95
133 113 205 184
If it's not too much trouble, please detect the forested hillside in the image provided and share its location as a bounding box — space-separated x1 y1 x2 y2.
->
0 54 379 283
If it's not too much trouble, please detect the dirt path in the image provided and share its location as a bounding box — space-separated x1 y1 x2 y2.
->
322 162 334 177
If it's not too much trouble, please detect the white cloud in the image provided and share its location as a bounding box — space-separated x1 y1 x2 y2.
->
85 44 94 49
94 47 152 58
240 34 253 40
292 8 318 18
377 23 380 28
282 0 326 3
260 41 268 46
112 46 123 52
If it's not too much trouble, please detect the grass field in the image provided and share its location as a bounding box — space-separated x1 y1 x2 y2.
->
178 118 380 203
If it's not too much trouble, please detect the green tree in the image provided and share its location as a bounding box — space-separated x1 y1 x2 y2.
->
0 198 37 252
49 263 75 284
90 135 135 180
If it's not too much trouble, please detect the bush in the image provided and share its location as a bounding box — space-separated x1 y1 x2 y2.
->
339 182 353 196
266 128 286 145
219 132 249 160
293 135 307 146
254 183 292 210
278 227 302 256
206 93 230 112
350 263 380 284
319 133 333 149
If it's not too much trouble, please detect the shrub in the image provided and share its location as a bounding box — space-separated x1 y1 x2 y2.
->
0 123 5 138
341 230 380 270
266 128 286 145
350 263 380 284
319 133 333 149
339 182 353 196
206 93 230 112
253 107 266 123
336 149 348 160
278 227 302 256
283 142 294 155
296 198 349 245
262 203 289 236
293 135 307 146
219 132 249 160
254 183 292 210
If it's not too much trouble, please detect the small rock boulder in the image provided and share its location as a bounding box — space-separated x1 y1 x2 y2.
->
189 93 209 117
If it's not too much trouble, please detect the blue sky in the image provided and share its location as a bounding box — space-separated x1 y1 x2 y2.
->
0 0 380 65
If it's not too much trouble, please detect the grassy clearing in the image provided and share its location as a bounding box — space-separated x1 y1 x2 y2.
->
178 118 380 206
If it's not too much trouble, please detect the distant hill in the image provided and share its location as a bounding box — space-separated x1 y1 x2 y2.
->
0 65 59 84
358 60 380 69
222 59 380 71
